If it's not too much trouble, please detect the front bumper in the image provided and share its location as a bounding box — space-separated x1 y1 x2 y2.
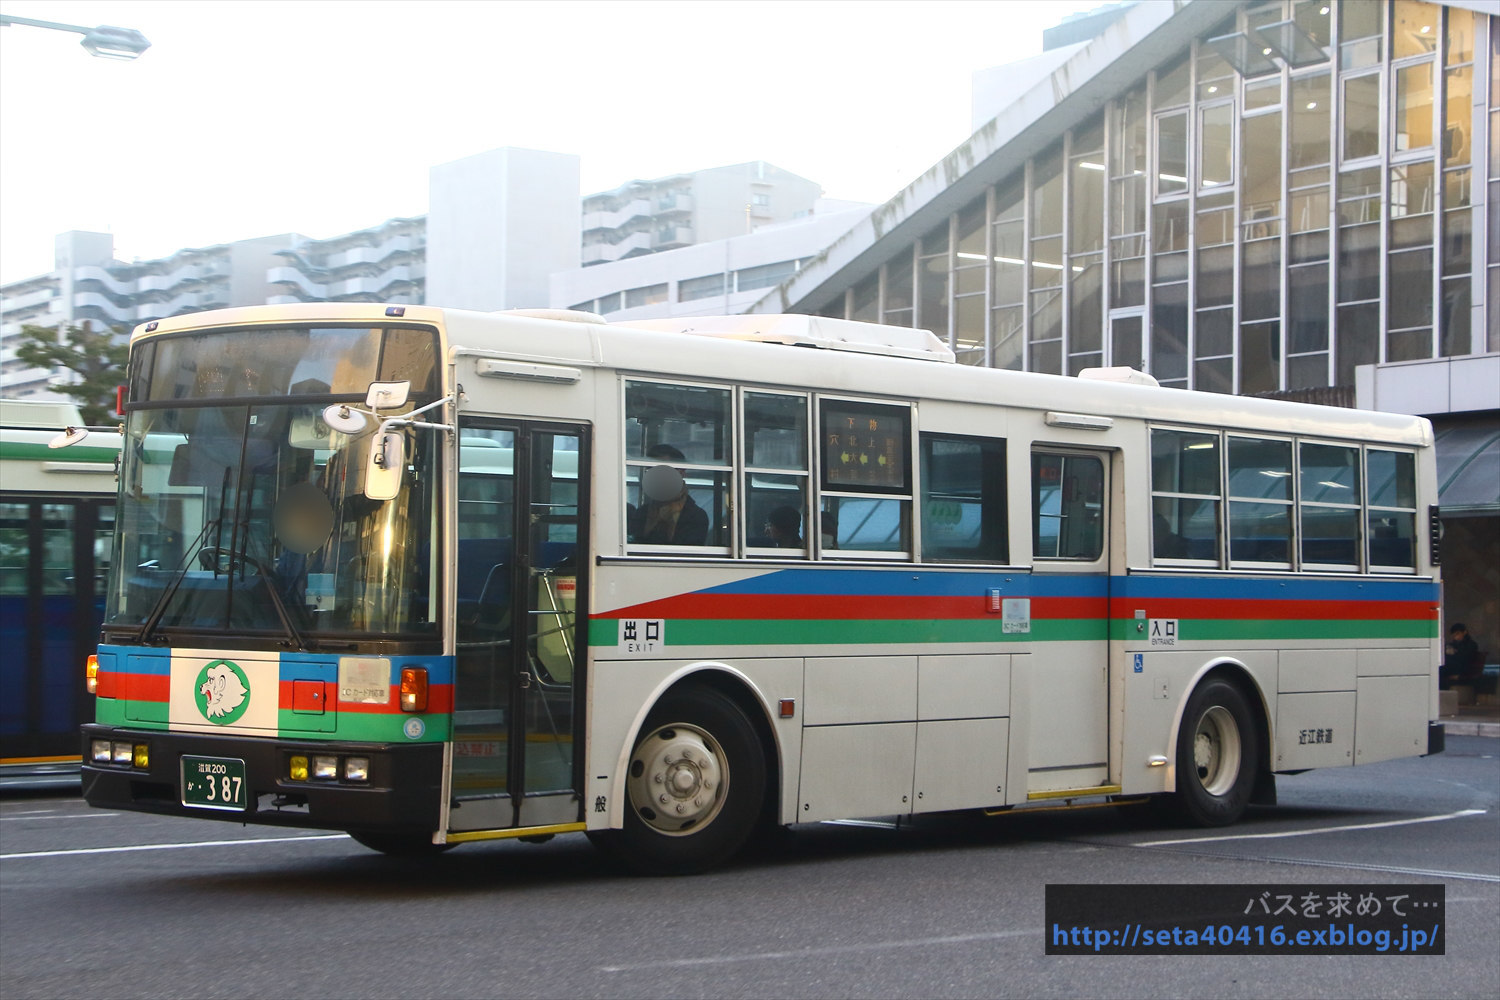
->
80 724 443 832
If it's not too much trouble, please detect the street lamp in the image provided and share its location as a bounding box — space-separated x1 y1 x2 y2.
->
0 14 150 60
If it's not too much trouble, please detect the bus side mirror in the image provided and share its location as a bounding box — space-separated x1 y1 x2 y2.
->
364 431 404 501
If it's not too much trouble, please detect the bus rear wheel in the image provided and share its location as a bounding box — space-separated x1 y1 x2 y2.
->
1171 678 1259 827
598 686 766 875
348 830 455 857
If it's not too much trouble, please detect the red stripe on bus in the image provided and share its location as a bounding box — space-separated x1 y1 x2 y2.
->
117 673 169 703
597 593 1433 625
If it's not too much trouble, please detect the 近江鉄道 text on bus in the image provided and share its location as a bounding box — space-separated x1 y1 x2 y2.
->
77 304 1445 873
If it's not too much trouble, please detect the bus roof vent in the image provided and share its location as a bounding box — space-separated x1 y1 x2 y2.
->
1077 366 1159 387
614 314 956 363
494 308 608 325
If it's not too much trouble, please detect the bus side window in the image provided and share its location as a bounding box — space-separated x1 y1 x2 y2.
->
1031 453 1103 561
623 380 732 550
744 391 810 556
921 434 1007 563
817 399 914 556
1150 428 1221 565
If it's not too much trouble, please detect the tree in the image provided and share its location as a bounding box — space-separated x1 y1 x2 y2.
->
14 322 128 425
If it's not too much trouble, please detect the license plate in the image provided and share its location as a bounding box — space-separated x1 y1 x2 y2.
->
181 755 248 811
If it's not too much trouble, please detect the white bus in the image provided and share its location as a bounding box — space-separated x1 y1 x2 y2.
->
79 305 1443 872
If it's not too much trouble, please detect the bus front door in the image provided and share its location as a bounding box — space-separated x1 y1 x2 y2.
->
1028 449 1113 795
450 421 588 832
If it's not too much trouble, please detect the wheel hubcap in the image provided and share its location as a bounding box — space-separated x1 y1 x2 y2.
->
628 724 727 835
1192 705 1241 797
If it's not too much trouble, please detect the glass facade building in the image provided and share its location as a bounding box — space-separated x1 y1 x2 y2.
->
798 0 1495 399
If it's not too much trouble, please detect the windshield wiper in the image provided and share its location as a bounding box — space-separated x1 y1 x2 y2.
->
136 517 220 646
199 546 312 652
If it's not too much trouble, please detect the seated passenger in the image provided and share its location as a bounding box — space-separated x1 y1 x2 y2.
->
631 444 709 545
764 506 803 549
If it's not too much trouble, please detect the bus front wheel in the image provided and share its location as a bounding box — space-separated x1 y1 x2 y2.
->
1171 678 1259 827
600 686 766 875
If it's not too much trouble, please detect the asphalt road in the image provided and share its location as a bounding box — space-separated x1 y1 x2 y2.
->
1 736 1495 999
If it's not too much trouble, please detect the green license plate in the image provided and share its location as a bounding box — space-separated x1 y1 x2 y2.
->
181 755 248 811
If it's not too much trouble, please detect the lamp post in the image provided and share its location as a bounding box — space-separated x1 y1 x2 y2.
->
0 14 150 60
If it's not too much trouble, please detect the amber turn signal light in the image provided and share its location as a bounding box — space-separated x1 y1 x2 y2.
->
399 667 428 712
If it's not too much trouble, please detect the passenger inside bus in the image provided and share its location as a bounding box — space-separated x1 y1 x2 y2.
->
629 444 709 545
763 505 803 548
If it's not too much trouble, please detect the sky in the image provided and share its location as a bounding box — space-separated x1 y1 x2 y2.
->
0 0 1103 284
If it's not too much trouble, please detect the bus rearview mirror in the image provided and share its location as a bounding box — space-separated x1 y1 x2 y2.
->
364 432 404 501
365 381 410 411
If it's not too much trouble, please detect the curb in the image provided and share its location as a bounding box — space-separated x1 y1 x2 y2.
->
1441 720 1500 738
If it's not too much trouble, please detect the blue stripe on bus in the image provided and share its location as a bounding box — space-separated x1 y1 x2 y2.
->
101 647 456 684
700 569 1107 598
120 648 170 674
1114 576 1439 602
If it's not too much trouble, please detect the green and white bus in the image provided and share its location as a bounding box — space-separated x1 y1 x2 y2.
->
1 399 118 782
79 304 1444 872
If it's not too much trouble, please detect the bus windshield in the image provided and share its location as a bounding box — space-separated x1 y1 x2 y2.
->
107 325 442 645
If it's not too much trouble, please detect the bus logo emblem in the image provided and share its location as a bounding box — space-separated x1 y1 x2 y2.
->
194 660 251 725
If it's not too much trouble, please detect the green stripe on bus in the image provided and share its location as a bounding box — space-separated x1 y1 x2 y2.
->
590 617 1434 647
1103 619 1437 641
274 711 450 743
0 440 119 463
123 702 168 724
1169 618 1438 641
589 618 1104 646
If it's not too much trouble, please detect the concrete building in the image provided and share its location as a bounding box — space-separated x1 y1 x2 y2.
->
749 0 1498 655
267 217 425 305
553 200 873 322
1 230 298 399
427 146 581 312
581 162 822 266
0 146 580 397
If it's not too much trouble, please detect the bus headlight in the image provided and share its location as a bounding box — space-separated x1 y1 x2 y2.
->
313 755 339 779
133 744 149 769
289 755 309 781
344 757 370 782
91 739 112 763
111 742 133 764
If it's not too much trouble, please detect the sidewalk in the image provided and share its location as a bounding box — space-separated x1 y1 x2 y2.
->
1440 704 1500 738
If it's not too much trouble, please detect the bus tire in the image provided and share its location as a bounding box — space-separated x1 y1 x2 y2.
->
606 686 766 875
1171 678 1258 827
348 830 455 857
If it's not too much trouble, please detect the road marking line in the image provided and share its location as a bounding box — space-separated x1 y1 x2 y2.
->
600 929 1035 973
0 812 119 822
1237 856 1500 883
1136 808 1486 846
2 833 348 859
0 809 61 817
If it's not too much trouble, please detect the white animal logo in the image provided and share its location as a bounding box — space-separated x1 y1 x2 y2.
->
199 663 248 719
